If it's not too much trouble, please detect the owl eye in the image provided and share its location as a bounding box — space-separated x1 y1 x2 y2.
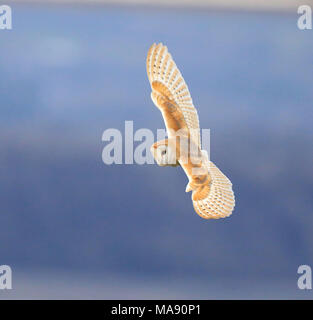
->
161 149 167 155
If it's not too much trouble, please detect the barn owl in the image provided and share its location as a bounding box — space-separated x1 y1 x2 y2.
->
146 43 235 219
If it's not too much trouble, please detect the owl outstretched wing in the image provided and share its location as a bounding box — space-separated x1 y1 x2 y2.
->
146 43 201 147
192 153 235 219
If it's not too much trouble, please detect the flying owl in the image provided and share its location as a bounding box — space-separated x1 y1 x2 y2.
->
146 43 235 219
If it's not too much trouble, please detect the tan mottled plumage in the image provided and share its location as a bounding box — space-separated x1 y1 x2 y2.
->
147 43 235 219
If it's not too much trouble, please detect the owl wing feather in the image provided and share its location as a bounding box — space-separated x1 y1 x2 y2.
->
193 156 235 219
147 43 201 147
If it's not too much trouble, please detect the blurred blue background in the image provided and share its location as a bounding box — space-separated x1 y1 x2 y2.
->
0 3 313 299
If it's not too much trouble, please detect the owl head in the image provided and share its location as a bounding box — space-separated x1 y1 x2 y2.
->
150 139 179 167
